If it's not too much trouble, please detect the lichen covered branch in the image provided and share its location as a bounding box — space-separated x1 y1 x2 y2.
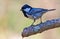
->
22 18 60 37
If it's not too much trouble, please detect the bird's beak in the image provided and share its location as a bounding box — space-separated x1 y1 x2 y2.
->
20 9 22 11
20 9 21 11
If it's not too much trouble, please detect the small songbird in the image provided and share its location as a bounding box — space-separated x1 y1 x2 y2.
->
20 4 56 25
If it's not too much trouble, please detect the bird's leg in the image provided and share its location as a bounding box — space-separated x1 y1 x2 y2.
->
31 19 35 26
40 17 42 24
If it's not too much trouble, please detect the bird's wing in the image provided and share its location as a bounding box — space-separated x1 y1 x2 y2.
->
30 8 48 14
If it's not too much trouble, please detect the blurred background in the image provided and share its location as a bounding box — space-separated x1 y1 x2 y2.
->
0 0 60 39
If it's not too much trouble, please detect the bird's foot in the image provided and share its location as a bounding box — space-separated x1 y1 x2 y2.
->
30 23 34 26
40 22 43 24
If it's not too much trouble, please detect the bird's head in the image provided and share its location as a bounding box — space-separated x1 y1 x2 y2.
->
20 4 32 12
20 4 32 18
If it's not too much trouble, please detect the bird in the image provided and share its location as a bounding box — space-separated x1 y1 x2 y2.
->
20 4 56 26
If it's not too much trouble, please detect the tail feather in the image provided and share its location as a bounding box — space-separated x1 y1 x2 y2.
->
48 9 56 11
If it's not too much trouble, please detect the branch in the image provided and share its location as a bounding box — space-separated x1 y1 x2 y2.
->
21 18 60 37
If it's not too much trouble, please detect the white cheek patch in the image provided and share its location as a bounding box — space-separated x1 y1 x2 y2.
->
24 8 31 12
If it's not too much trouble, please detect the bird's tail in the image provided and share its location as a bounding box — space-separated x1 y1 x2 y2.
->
48 9 56 11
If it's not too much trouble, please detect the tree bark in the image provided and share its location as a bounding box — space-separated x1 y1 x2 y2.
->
22 18 60 37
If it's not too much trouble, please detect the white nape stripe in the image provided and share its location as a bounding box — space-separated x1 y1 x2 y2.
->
24 8 31 12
